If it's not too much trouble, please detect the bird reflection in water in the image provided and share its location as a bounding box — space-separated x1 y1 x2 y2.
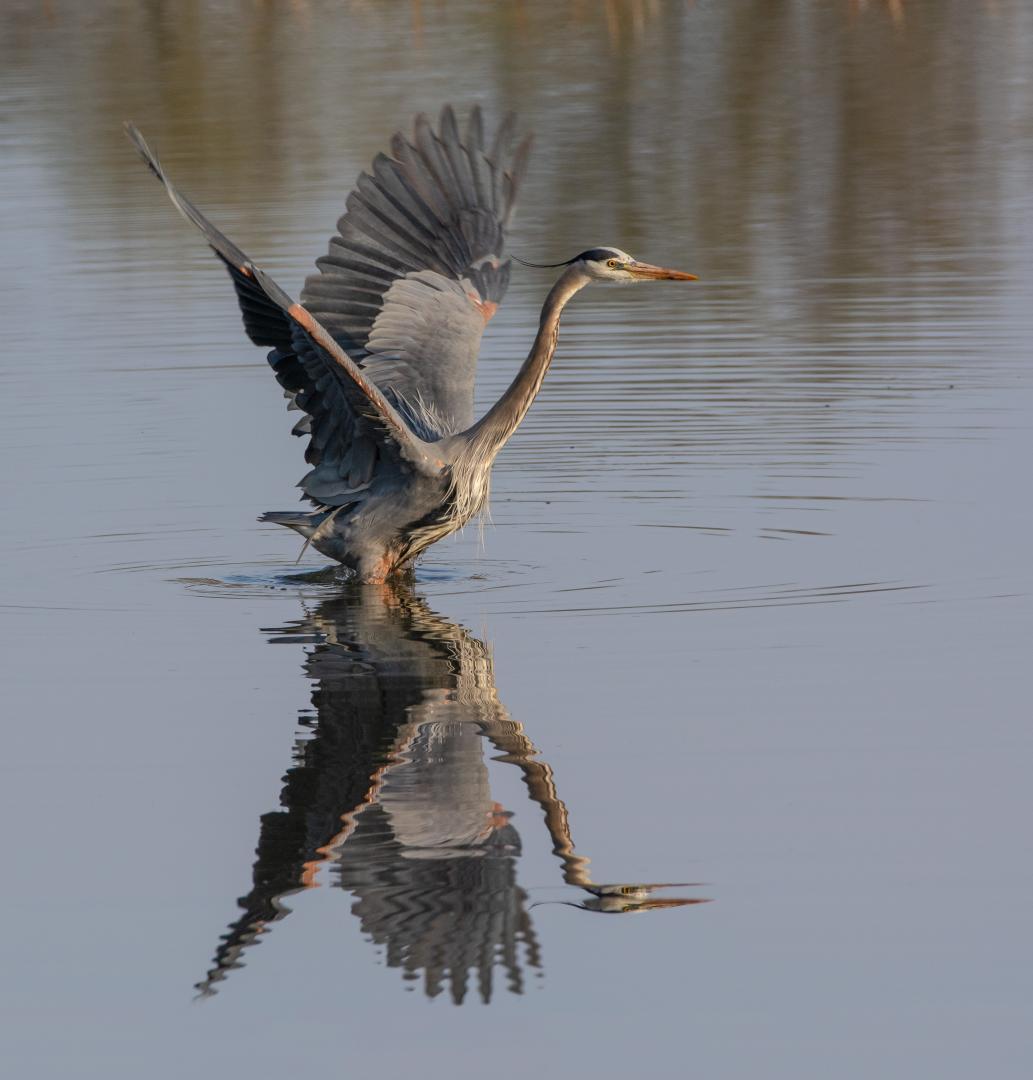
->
197 582 704 1004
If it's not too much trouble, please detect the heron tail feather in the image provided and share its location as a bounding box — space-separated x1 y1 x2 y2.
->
258 510 322 537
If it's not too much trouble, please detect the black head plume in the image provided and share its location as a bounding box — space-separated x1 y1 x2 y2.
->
512 254 575 269
513 248 621 269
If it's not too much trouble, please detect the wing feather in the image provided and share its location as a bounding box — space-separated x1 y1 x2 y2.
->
301 107 532 431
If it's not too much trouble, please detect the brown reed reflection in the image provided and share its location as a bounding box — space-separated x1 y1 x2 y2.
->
196 581 702 1004
6 0 1007 322
848 0 906 25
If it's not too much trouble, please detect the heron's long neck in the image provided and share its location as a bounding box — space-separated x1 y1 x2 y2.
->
464 265 590 459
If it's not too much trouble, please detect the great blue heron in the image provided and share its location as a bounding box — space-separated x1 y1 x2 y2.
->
126 106 696 582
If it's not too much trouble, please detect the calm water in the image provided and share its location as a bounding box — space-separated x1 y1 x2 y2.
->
2 1 1032 1076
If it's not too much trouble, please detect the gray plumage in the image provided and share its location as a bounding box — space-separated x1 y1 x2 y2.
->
125 107 696 581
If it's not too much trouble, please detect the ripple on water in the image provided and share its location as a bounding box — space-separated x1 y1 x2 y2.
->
173 556 543 600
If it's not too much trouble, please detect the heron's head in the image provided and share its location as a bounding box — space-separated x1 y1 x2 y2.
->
517 247 697 284
574 247 697 284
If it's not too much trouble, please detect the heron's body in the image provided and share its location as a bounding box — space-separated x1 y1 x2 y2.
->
267 441 482 581
262 465 457 580
126 107 694 582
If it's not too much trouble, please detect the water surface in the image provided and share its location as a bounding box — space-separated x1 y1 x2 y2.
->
1 2 1031 1077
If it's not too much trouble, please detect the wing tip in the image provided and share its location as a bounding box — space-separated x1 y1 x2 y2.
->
123 119 164 181
466 104 485 150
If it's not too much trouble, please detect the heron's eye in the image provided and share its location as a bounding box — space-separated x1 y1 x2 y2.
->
607 259 621 269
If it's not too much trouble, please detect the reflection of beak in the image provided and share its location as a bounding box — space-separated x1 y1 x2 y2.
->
575 881 710 913
582 896 711 914
627 260 698 281
529 896 710 914
583 882 703 898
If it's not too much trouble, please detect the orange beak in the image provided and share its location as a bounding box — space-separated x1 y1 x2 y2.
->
626 260 698 281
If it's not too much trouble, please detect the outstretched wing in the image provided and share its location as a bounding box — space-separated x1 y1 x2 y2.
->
127 108 531 507
125 123 441 505
301 105 532 434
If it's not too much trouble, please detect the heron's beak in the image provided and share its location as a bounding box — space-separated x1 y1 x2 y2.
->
627 260 698 281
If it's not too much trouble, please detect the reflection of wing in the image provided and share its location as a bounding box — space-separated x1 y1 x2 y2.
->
338 805 537 1004
196 587 540 1002
195 611 419 997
